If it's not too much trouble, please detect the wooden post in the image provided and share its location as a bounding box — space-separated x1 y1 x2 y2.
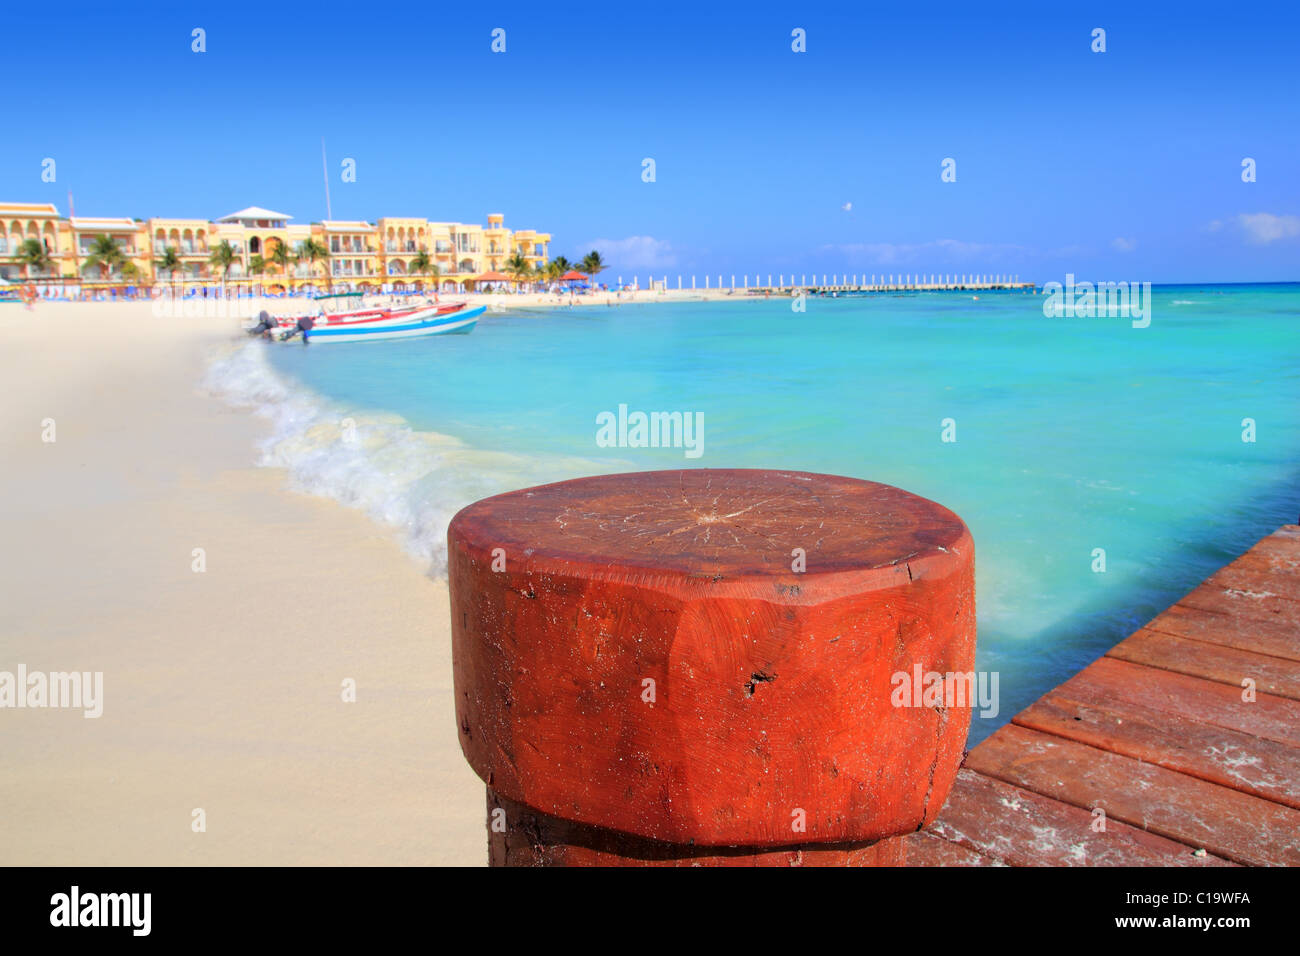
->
449 469 976 866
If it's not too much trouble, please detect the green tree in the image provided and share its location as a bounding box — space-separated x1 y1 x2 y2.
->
505 252 532 287
268 240 293 279
16 238 53 278
409 248 431 274
209 239 240 280
155 246 182 279
579 250 605 287
82 235 127 279
249 254 266 275
295 238 331 287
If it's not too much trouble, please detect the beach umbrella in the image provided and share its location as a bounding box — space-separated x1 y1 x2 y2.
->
471 270 514 291
560 270 586 282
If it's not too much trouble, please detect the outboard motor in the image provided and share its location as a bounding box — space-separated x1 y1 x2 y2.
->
248 310 276 336
280 315 315 344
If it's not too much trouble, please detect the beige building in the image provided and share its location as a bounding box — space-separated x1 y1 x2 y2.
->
0 201 550 290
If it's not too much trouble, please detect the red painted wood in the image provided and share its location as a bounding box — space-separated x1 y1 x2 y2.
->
1109 628 1300 700
1208 563 1300 602
1220 546 1300 580
1179 581 1300 632
1044 656 1300 747
449 469 975 860
928 769 1236 866
913 526 1300 867
486 789 909 866
965 725 1300 866
1146 602 1300 663
1015 687 1300 809
902 829 1003 867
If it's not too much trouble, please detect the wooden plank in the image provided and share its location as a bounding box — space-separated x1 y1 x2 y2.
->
1221 544 1300 578
1207 563 1300 603
927 769 1235 866
902 829 1004 867
965 725 1300 866
1180 581 1300 632
1145 601 1300 663
1047 656 1300 748
1015 689 1300 809
1109 628 1300 700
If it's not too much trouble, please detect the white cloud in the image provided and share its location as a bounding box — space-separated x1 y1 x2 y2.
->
1236 212 1300 244
841 202 852 212
1111 237 1137 252
581 236 676 270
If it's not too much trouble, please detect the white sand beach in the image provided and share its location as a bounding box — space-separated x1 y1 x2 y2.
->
0 301 485 865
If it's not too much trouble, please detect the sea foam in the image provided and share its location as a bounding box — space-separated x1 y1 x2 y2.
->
202 340 613 576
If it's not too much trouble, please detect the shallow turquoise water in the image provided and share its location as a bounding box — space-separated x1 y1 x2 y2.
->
252 284 1300 745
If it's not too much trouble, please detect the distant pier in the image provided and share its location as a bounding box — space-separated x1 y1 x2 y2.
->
908 524 1300 867
625 273 1039 293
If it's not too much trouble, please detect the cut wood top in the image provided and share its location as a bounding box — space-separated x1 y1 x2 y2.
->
449 468 971 581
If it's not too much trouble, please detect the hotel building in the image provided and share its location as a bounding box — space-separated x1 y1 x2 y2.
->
0 201 551 289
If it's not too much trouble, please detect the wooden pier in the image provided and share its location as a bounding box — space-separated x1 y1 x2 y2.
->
636 274 1039 294
908 524 1300 867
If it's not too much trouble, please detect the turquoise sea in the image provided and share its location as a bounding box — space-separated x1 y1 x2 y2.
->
211 284 1300 745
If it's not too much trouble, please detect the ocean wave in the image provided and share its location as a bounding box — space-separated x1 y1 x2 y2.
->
202 340 615 576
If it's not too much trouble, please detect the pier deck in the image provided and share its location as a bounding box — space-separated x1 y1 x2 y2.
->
909 524 1300 867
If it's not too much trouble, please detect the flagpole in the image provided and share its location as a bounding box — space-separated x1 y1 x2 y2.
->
321 138 332 221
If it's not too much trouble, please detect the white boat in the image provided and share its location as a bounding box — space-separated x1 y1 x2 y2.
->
303 304 484 344
250 292 481 343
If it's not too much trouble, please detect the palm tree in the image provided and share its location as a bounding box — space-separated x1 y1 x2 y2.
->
410 248 433 278
82 235 127 280
209 240 240 280
155 246 182 280
295 238 331 288
550 254 572 275
268 240 293 281
505 251 532 289
580 250 605 288
16 238 53 279
249 254 266 276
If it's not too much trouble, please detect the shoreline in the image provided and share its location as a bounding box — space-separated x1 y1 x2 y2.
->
0 302 483 865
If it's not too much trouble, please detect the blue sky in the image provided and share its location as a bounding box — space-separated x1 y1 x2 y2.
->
5 0 1298 282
